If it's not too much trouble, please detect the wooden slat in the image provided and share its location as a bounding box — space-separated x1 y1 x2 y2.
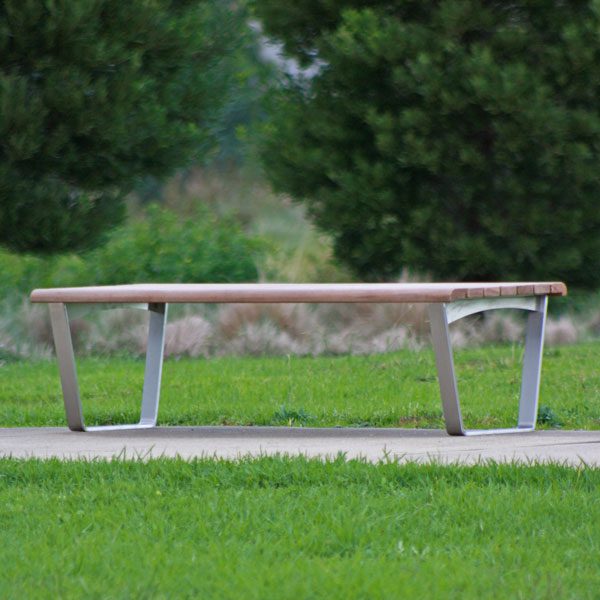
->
517 284 535 296
29 282 567 305
482 287 500 297
499 285 518 297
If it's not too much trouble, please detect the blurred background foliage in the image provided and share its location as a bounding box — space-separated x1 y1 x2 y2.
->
3 0 600 358
2 0 600 304
0 0 348 299
0 0 239 253
0 204 263 296
254 0 600 288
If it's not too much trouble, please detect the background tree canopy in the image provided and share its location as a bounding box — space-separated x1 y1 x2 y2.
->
255 0 600 288
0 0 237 253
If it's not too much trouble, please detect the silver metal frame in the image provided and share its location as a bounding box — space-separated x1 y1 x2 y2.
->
47 295 548 436
427 296 548 436
48 302 168 432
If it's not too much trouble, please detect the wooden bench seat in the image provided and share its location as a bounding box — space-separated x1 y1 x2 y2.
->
30 281 567 436
30 282 566 304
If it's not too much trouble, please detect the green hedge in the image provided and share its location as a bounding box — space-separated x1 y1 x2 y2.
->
0 205 263 297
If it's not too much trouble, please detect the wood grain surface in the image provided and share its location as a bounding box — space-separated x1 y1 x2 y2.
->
30 282 567 304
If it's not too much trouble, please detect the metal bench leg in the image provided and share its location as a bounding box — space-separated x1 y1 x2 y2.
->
48 302 168 432
427 296 548 436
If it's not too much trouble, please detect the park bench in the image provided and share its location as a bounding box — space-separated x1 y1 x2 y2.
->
30 282 567 436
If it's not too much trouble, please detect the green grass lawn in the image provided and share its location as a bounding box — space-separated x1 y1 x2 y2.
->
1 342 599 429
1 343 600 598
0 457 599 599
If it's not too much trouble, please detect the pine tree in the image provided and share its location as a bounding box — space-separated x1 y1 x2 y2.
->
256 0 600 288
0 0 238 252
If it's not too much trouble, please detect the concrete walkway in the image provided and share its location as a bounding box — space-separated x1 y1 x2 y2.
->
0 427 599 465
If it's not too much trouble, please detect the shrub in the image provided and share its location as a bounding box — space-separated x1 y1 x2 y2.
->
0 248 43 298
0 205 263 297
256 0 600 287
85 205 263 285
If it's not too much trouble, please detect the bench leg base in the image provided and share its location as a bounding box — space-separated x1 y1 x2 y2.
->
49 302 167 432
428 297 548 436
461 426 535 436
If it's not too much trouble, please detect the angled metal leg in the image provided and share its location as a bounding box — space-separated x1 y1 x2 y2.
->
49 302 168 432
427 296 548 436
518 298 548 429
139 303 168 427
427 303 463 435
49 303 86 431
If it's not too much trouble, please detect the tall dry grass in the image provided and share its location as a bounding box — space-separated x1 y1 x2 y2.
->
1 292 586 362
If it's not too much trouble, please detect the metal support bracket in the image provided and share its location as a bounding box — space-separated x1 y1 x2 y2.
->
427 296 548 436
48 302 168 432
